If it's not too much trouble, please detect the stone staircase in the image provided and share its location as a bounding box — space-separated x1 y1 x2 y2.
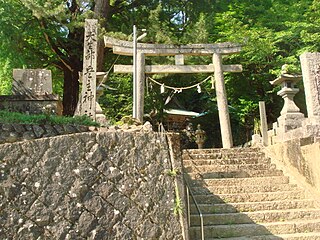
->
183 148 320 239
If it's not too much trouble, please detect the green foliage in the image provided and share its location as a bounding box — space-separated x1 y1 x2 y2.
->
0 110 99 126
166 169 180 177
183 13 208 43
1 0 317 145
99 73 133 124
173 186 183 216
0 59 12 95
147 4 176 44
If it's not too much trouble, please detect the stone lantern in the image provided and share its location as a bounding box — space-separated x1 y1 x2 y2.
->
270 66 304 133
195 124 206 149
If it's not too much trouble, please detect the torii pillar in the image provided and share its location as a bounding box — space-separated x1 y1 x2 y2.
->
213 53 233 148
104 36 242 148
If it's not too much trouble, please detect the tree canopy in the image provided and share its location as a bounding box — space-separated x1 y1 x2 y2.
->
0 0 319 146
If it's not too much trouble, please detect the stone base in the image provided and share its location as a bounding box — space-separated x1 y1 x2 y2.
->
95 102 108 126
270 115 320 144
0 95 61 115
96 114 108 126
302 116 320 127
251 134 262 147
0 123 90 144
277 113 305 133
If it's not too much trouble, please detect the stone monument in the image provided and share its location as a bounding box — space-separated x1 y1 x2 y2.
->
75 19 108 125
300 52 320 124
78 19 98 120
12 69 52 95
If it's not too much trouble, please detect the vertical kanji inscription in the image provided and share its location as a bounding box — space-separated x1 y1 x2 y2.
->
79 19 98 119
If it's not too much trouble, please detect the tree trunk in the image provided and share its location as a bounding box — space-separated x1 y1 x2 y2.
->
62 68 80 116
94 0 111 72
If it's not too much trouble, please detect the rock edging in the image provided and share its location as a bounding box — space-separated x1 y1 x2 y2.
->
0 123 94 144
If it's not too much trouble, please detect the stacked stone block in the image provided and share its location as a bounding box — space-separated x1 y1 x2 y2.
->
0 123 91 144
0 131 184 239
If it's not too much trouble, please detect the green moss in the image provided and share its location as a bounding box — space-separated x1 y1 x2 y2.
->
166 168 180 177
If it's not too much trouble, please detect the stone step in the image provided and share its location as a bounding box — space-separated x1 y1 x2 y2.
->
183 148 262 155
191 183 299 195
190 199 316 214
183 158 271 166
184 163 277 173
207 232 320 240
189 219 320 239
193 190 305 204
182 152 265 160
189 176 290 187
184 148 320 239
187 169 283 179
190 209 320 226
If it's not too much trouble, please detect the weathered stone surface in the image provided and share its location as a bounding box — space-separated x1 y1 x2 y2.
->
78 19 98 120
300 52 320 118
0 131 184 239
0 123 91 144
12 124 25 133
1 123 13 132
213 53 233 148
53 124 65 135
12 69 52 95
267 140 320 194
184 148 320 239
32 124 45 138
63 124 78 134
6 132 19 143
43 124 58 137
22 131 35 140
115 63 243 74
75 125 89 132
0 97 60 115
104 35 241 56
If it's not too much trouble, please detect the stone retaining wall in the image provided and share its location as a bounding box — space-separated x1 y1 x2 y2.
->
265 137 320 199
0 123 92 144
0 131 185 239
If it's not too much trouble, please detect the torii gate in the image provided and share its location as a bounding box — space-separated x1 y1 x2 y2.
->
104 36 242 148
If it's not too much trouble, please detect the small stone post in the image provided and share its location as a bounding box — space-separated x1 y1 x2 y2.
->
259 101 268 146
132 25 138 119
175 55 184 65
213 53 233 148
79 19 98 120
195 124 206 149
136 52 145 123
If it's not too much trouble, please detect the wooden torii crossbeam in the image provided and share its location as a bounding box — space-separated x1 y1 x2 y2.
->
104 36 242 148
